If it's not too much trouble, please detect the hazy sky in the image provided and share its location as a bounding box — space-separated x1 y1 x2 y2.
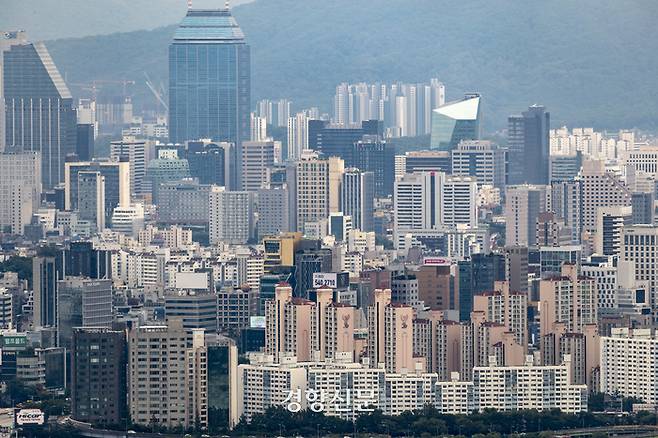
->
1 0 254 41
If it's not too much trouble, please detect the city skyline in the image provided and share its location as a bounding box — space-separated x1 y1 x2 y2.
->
2 1 658 437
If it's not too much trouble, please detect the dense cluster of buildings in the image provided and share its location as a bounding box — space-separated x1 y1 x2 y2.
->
1 3 658 437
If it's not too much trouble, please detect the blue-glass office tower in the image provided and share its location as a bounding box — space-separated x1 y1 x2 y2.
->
1 31 76 189
457 253 506 321
430 93 481 151
169 8 250 147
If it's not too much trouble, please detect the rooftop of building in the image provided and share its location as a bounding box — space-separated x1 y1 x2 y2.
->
172 8 246 43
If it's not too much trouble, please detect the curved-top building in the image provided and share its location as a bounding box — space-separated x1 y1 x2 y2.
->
168 7 250 151
430 93 481 151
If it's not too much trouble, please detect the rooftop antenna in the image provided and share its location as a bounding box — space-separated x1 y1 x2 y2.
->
187 0 192 9
225 0 230 9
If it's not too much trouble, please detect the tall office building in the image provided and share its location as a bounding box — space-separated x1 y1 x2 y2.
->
33 255 64 328
110 138 146 198
72 328 127 426
451 140 507 188
64 160 131 222
430 93 481 151
621 225 658 309
57 277 113 348
458 253 506 320
295 153 330 231
165 290 218 331
188 141 228 187
65 241 111 280
157 179 212 225
1 31 76 188
595 206 632 257
405 150 452 175
0 152 41 234
75 124 94 161
341 169 374 232
77 171 105 231
442 176 478 228
313 121 382 167
169 8 250 147
505 185 548 247
549 152 582 182
241 140 274 192
550 180 583 244
393 172 444 247
146 150 191 203
294 246 333 298
209 186 254 245
507 105 550 185
631 191 655 225
580 160 632 232
353 136 395 197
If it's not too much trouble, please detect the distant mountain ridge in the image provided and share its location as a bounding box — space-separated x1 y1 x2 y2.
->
45 0 658 130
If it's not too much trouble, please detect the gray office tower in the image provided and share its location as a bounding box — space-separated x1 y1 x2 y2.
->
631 192 655 225
342 169 374 232
57 277 113 348
508 105 550 185
1 31 76 188
169 8 250 147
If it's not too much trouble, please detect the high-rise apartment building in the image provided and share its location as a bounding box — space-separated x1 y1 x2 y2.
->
0 152 41 234
505 185 548 247
507 105 550 185
473 281 528 349
128 321 208 430
539 263 597 338
209 186 254 245
169 8 250 146
1 31 76 188
264 284 355 362
601 328 658 406
367 288 414 373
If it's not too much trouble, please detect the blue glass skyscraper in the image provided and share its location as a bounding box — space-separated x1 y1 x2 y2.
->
169 8 250 149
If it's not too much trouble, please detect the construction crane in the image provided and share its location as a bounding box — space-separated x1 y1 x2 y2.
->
68 79 135 100
144 71 168 111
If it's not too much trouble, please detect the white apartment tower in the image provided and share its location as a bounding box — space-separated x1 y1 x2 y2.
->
0 152 41 234
209 186 254 245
